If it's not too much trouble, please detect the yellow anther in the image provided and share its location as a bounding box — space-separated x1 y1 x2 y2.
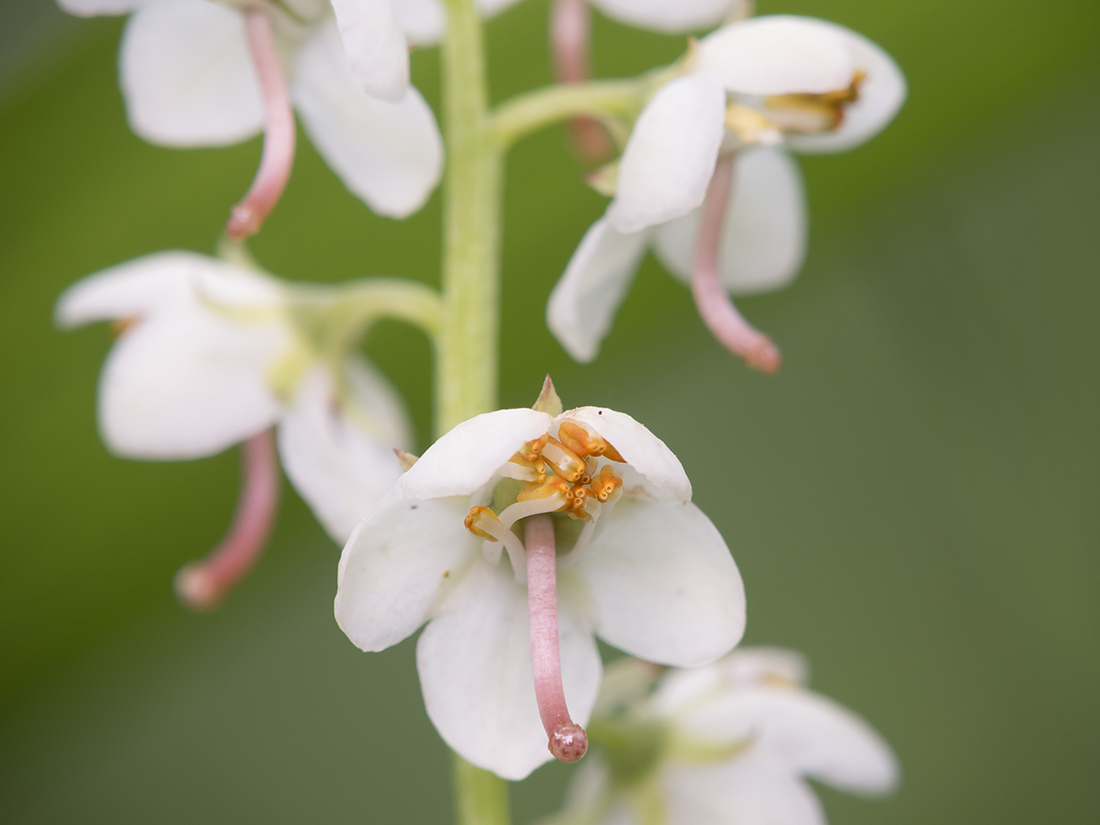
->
110 317 138 339
591 466 623 503
520 434 549 463
508 452 546 483
558 421 625 463
517 475 572 504
764 71 867 134
541 437 587 483
465 506 504 541
724 104 783 145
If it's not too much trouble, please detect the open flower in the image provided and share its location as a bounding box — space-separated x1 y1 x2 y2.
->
548 15 905 371
560 648 899 825
58 0 444 234
335 385 745 779
56 251 412 606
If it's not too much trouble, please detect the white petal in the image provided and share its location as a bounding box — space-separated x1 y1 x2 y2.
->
681 687 899 794
607 74 726 234
58 0 148 16
664 756 826 825
335 495 478 651
785 23 906 154
653 147 807 295
416 560 602 780
696 15 856 95
329 0 409 101
119 0 263 146
546 217 649 363
276 362 408 543
651 648 808 717
98 307 287 459
55 251 281 327
562 407 692 503
576 498 744 666
392 0 446 45
293 22 443 218
722 647 809 687
590 0 737 33
396 408 554 500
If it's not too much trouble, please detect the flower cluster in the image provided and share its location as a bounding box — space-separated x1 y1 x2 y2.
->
54 0 904 820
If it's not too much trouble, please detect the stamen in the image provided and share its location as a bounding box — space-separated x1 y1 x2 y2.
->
226 10 296 240
541 437 587 483
465 506 527 580
523 514 588 763
558 420 625 462
725 104 783 146
499 482 570 528
591 465 623 503
550 0 612 162
175 430 280 610
691 157 782 374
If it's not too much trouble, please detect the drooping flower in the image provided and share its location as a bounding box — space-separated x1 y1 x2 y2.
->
56 250 412 606
335 381 745 780
57 0 444 236
558 648 899 825
548 15 905 371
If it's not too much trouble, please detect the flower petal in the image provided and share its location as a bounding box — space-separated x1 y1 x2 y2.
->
396 408 554 500
680 687 899 794
562 407 691 502
335 495 477 651
276 360 408 543
696 15 856 95
607 74 726 234
392 0 447 45
546 216 649 363
651 647 809 716
329 0 409 102
653 146 807 295
590 0 738 33
576 497 744 666
292 22 443 218
55 251 281 327
416 560 601 780
119 0 263 146
58 0 148 16
98 306 287 459
664 756 827 825
785 23 906 154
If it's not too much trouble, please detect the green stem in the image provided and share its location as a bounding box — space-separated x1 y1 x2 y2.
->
326 278 443 339
451 753 510 825
489 79 643 149
437 0 503 435
438 1 511 819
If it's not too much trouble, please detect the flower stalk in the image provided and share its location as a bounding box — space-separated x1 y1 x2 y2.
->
438 0 511 818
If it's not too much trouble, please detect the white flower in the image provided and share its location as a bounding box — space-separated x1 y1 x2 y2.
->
548 15 905 369
335 395 745 780
56 251 411 596
57 0 443 220
562 648 899 825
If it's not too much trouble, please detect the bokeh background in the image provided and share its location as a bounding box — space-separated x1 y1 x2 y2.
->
2 0 1097 822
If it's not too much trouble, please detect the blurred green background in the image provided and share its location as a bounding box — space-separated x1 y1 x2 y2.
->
1 0 1097 822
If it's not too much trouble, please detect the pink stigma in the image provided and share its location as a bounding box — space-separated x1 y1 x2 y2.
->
524 514 588 763
550 0 612 163
691 157 783 374
226 10 296 241
175 430 280 610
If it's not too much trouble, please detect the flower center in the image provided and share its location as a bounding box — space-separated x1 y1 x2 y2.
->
725 70 868 144
462 421 626 764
